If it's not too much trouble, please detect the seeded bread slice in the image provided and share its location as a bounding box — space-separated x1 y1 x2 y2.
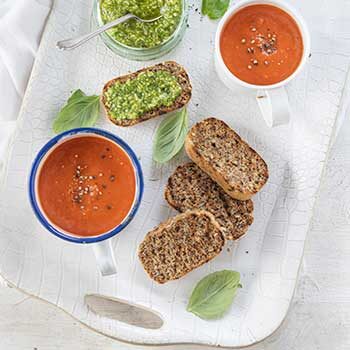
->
101 61 192 127
138 210 224 284
165 162 254 240
185 118 269 200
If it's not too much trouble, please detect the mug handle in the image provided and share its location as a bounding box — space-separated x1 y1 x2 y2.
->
92 239 117 276
256 87 291 127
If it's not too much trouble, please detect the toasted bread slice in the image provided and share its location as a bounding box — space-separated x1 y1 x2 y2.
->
165 162 254 240
138 210 224 284
101 61 192 127
185 118 269 200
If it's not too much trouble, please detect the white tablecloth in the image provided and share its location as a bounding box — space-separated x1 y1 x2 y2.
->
0 0 52 171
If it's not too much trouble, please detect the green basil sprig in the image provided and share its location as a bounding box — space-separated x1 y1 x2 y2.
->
53 89 100 134
187 270 242 319
153 108 188 163
202 0 230 20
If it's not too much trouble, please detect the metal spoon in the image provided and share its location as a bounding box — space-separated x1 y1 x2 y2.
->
56 13 162 51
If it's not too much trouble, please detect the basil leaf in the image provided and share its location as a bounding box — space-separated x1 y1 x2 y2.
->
53 89 100 133
153 108 188 163
202 0 230 20
187 270 241 320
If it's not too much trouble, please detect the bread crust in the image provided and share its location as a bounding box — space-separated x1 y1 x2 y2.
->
164 162 254 240
138 210 224 284
101 61 192 127
185 118 269 200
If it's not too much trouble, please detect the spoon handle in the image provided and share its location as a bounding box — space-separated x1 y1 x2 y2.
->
56 13 134 51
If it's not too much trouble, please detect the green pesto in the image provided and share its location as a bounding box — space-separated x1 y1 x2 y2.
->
100 0 182 48
104 70 182 120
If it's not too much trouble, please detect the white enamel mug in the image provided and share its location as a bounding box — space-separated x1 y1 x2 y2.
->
214 0 311 127
29 128 144 276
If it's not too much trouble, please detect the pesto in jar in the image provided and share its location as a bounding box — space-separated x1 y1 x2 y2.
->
100 0 183 48
103 70 182 120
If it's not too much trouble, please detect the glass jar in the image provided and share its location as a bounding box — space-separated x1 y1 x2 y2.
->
92 0 188 61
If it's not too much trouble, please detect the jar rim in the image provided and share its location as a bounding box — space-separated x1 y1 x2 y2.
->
92 0 188 59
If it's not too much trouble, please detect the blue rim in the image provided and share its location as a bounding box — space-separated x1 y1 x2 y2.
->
29 127 144 244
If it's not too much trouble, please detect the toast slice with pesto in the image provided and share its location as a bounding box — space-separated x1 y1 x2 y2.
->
185 118 269 200
165 162 254 240
101 61 192 127
138 210 224 284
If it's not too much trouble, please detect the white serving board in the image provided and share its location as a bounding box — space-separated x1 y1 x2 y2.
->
0 0 349 347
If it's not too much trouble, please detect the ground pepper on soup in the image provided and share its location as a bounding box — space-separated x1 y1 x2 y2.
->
220 4 303 85
38 136 136 237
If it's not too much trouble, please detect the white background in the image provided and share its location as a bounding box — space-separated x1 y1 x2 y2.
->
1 0 350 348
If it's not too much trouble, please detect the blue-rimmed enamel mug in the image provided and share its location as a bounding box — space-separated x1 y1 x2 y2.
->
29 128 144 276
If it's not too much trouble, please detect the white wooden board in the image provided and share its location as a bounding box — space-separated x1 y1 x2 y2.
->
0 0 350 347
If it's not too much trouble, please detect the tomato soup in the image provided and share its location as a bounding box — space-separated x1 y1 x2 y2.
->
220 4 303 85
37 136 136 237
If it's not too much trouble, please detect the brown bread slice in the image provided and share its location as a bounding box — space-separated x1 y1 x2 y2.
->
138 210 224 284
185 118 269 200
101 61 192 127
165 162 254 240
